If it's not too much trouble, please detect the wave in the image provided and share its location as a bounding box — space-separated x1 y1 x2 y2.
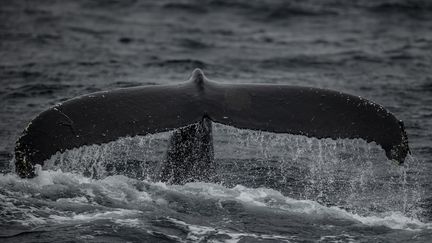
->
206 0 339 19
366 1 432 14
162 2 210 14
145 59 209 70
4 83 73 99
0 168 430 232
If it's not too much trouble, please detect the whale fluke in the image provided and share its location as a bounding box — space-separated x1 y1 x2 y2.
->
15 69 409 180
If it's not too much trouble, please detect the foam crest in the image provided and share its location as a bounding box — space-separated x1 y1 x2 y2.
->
164 217 296 243
49 209 141 222
0 169 430 232
175 182 431 231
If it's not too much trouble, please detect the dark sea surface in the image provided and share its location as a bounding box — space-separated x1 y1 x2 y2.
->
1 0 432 242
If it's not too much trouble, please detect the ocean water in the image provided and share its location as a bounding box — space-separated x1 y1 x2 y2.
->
1 0 432 242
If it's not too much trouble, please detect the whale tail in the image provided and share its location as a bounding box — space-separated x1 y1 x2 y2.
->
15 69 409 180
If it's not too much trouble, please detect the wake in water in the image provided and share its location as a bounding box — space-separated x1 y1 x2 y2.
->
0 168 430 242
1 124 430 242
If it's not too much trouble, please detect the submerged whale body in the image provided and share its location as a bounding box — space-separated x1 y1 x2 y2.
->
15 69 409 182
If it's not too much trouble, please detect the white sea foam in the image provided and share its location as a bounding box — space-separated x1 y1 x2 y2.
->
174 182 431 231
114 218 142 227
0 169 430 232
351 211 431 230
49 209 141 222
165 217 295 243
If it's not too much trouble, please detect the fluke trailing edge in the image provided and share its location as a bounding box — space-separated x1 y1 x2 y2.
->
15 69 409 180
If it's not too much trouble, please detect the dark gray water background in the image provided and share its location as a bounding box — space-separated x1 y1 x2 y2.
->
1 0 432 242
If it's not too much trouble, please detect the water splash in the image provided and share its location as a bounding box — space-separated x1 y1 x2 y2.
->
22 122 427 221
212 123 426 219
43 131 172 180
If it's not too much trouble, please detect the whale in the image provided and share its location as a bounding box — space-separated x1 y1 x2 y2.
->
15 69 409 182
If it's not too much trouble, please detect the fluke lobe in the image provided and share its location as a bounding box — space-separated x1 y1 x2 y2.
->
15 69 410 182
